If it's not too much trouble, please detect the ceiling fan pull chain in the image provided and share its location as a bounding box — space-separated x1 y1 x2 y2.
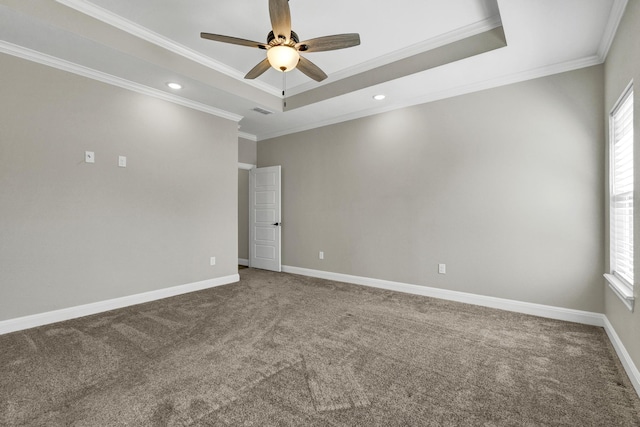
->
283 72 287 108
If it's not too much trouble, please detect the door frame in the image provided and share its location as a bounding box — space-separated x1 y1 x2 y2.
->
238 163 254 267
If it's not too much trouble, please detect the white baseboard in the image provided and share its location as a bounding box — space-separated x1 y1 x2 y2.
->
282 265 604 326
0 274 239 335
4 266 640 399
603 316 640 397
238 258 249 266
282 265 640 397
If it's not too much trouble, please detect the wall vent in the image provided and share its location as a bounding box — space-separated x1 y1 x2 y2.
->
252 107 273 115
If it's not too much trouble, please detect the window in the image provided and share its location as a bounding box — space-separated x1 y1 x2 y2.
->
605 82 634 311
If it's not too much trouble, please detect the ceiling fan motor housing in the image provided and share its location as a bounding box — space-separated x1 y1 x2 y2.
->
267 30 299 46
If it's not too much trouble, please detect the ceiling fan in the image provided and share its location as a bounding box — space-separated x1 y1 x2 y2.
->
200 0 360 82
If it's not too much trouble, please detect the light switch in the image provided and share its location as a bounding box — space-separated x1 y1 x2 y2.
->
118 156 127 167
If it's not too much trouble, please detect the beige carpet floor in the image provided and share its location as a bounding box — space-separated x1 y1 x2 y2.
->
1 268 639 426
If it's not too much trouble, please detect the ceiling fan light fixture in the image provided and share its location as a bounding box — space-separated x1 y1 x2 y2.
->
200 0 359 82
267 45 300 72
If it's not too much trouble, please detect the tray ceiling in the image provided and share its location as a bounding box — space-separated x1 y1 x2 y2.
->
0 0 626 140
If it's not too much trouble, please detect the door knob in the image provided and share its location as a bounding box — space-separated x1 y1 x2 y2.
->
272 222 281 226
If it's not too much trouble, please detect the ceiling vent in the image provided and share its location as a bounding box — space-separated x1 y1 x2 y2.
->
252 107 273 115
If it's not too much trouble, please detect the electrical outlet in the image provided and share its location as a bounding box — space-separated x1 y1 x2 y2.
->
210 257 216 266
118 156 127 167
438 264 446 274
319 251 324 260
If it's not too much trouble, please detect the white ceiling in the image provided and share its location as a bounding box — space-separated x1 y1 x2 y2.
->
0 0 627 140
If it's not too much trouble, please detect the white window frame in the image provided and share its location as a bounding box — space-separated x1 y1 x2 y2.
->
604 81 635 311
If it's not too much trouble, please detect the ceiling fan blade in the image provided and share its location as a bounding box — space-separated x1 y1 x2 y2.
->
296 33 361 52
297 56 328 82
269 0 292 42
245 58 272 79
201 33 268 49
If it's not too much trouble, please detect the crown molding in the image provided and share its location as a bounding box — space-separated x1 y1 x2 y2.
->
286 14 503 96
54 0 502 100
257 55 602 141
54 0 280 96
238 131 258 141
0 41 243 122
597 0 628 61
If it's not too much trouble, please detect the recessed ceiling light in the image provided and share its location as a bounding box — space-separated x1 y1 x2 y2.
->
373 94 386 101
166 82 182 90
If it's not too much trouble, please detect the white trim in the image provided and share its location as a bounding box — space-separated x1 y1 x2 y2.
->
603 316 640 397
0 274 239 335
54 0 280 96
281 265 640 398
257 55 603 140
604 274 635 311
286 15 503 96
53 0 501 98
238 163 255 170
3 265 639 399
597 0 629 60
607 81 634 312
0 41 243 123
282 265 604 326
238 132 258 142
610 79 635 115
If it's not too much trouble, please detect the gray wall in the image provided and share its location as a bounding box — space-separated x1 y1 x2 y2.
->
0 54 238 321
259 65 605 312
238 137 257 165
604 0 640 372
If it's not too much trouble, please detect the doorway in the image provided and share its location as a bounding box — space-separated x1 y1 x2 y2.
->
238 165 282 272
237 166 251 267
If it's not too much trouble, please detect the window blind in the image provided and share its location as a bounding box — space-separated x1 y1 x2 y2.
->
611 85 634 288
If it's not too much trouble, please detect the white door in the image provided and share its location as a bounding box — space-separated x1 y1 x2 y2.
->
249 166 281 271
